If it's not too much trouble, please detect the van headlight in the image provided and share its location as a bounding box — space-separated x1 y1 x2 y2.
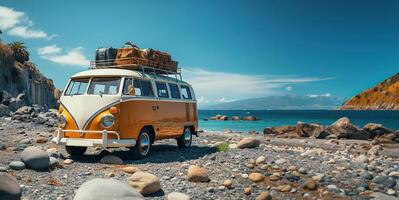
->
59 114 67 128
100 114 115 128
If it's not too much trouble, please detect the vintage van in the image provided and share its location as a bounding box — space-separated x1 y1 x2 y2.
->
52 67 198 158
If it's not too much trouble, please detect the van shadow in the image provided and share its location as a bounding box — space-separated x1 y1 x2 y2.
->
72 144 217 164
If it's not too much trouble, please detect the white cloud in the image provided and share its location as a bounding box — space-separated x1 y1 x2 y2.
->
38 44 62 55
8 26 48 39
286 86 293 91
0 6 24 30
0 6 53 40
38 46 89 67
182 68 334 106
306 93 331 98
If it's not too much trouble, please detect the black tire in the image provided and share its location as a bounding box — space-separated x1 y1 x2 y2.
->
177 127 192 148
65 146 87 157
131 128 153 159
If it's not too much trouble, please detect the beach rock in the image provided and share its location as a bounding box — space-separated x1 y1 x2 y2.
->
256 156 266 165
355 155 369 163
275 158 287 165
375 133 398 143
248 173 264 182
263 127 274 135
272 125 296 135
167 192 189 200
242 116 257 121
371 192 398 200
35 137 48 143
223 179 233 189
277 184 291 192
296 121 329 138
237 137 260 149
231 116 240 121
363 123 393 137
64 159 74 165
9 161 25 170
127 171 161 195
373 176 396 188
122 166 141 174
244 187 252 195
303 178 318 190
187 165 209 182
219 115 228 121
100 155 123 164
74 178 144 200
0 173 21 200
21 146 49 171
256 191 272 200
327 117 371 139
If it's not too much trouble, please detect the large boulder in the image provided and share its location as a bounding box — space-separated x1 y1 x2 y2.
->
237 137 260 149
363 123 393 138
0 173 21 200
74 178 144 200
127 172 161 195
242 116 258 121
21 146 49 171
187 165 209 182
296 122 329 138
167 192 190 200
272 126 296 135
326 117 371 139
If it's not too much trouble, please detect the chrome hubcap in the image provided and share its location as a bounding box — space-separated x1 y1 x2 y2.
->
184 128 191 146
139 132 150 155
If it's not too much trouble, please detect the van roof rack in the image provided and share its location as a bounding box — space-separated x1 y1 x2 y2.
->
89 58 182 81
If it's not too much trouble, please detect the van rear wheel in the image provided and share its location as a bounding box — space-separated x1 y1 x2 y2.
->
65 146 87 157
131 128 152 159
177 127 192 148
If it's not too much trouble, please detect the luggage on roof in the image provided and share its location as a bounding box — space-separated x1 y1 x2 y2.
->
93 42 179 74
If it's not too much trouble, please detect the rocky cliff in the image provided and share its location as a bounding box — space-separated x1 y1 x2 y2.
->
341 73 399 110
0 42 58 116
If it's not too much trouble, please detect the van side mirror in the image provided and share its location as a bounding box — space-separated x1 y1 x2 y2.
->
128 85 135 95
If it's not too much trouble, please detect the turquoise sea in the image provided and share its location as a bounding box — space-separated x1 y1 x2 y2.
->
198 110 399 132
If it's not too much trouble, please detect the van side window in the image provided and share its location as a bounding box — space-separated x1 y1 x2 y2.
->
180 85 192 99
156 82 169 98
168 83 181 99
123 78 154 97
140 80 154 97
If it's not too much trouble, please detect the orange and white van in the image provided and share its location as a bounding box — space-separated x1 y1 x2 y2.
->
52 67 198 158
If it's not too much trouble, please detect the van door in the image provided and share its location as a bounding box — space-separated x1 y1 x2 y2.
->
120 78 158 140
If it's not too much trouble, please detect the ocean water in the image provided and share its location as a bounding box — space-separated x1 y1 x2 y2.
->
198 110 399 132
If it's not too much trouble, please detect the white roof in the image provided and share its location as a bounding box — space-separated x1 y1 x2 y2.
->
71 68 189 84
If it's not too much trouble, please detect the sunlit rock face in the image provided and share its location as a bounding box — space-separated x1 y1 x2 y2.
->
341 73 399 110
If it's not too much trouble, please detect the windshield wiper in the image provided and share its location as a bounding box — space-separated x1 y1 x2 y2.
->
98 91 104 97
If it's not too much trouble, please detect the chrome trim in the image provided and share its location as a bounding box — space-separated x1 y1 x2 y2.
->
52 128 136 148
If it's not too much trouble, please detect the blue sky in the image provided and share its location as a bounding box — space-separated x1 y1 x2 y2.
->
1 0 398 106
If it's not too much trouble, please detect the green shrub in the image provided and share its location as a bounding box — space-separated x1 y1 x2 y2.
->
217 142 229 152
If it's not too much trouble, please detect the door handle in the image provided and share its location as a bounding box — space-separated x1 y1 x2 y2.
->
152 106 157 111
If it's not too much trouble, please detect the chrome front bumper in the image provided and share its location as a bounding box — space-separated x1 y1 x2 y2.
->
52 129 136 148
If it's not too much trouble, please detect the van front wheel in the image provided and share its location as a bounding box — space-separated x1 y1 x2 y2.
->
65 146 87 157
177 127 192 148
132 128 152 159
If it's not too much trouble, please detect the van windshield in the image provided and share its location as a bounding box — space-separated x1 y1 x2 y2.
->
87 77 121 95
64 78 89 96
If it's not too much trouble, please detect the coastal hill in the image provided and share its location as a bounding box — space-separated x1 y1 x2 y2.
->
341 73 399 110
0 41 58 114
202 95 342 110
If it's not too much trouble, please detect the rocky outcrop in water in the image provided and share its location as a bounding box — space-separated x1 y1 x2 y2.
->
0 42 57 116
